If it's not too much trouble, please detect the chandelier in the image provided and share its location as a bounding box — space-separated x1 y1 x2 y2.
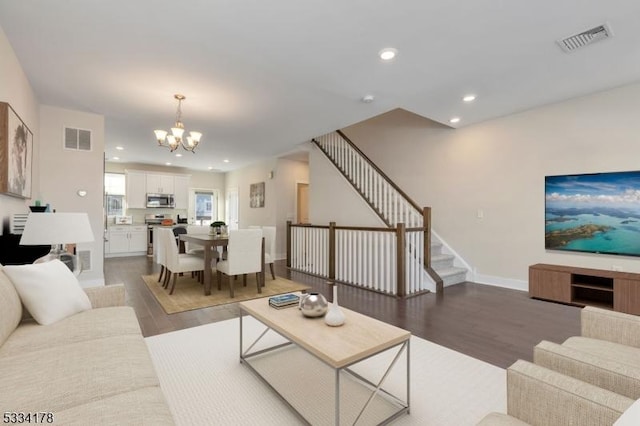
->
154 94 202 153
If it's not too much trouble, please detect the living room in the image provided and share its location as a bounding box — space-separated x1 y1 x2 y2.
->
3 2 640 425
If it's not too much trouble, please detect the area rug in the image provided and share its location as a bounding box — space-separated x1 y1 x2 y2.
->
145 317 506 425
141 273 310 314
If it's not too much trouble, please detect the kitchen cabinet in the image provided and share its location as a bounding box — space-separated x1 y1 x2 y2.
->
146 173 175 195
174 175 190 209
106 225 147 257
125 171 147 209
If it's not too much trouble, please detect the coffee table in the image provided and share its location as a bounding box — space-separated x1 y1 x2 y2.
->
239 298 410 425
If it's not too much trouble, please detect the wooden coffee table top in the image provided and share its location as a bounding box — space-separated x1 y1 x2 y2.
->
240 297 411 368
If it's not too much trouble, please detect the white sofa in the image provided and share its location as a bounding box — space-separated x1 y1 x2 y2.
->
0 265 174 425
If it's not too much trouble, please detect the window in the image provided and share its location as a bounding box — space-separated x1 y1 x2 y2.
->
190 189 218 226
105 173 126 217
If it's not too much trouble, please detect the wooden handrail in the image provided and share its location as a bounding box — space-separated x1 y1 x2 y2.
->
335 129 424 215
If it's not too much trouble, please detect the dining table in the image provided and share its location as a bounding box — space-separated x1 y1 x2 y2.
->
179 233 265 296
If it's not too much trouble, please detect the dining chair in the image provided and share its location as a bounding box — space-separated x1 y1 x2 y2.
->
172 226 187 253
249 226 276 281
216 229 263 298
261 226 276 280
155 227 168 284
161 228 206 295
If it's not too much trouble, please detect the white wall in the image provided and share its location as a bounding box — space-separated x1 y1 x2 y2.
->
39 105 105 286
226 157 309 259
0 25 39 233
274 158 309 257
309 144 384 227
336 82 640 288
225 158 278 229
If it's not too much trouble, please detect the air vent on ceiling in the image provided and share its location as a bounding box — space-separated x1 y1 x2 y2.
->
64 127 92 151
558 23 613 53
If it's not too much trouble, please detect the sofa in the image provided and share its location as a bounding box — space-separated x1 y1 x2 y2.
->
0 263 174 425
479 306 640 425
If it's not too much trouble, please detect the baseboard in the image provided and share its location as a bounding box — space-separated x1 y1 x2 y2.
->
473 273 528 292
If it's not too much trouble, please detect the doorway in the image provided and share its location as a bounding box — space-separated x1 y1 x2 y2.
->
296 182 309 224
226 187 239 230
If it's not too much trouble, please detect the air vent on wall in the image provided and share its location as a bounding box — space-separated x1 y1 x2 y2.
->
64 127 92 151
558 23 613 53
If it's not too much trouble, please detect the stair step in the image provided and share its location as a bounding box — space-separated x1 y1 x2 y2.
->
435 266 467 287
431 253 454 269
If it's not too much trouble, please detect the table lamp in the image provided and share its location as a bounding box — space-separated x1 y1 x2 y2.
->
19 212 95 275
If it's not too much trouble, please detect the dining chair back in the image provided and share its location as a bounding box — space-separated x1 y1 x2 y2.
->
261 226 276 280
216 228 263 298
162 227 205 295
154 227 168 283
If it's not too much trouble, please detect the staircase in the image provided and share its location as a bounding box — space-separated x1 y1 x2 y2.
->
312 130 468 290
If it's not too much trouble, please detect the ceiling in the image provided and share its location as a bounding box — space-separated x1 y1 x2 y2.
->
1 1 639 172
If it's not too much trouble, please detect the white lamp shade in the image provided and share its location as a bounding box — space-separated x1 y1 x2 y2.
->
189 131 202 142
20 213 95 245
154 129 167 141
171 126 185 138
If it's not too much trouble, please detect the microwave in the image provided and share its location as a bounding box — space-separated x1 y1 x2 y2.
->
146 193 175 208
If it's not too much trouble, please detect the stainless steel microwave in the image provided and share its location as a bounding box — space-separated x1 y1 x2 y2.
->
146 193 175 208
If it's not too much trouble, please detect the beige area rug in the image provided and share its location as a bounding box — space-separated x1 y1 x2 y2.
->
145 317 506 425
141 273 310 314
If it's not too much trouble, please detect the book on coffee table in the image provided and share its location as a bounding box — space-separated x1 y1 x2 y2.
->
269 293 300 309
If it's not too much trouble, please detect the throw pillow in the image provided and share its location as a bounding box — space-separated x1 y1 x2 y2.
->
615 398 640 426
3 259 92 325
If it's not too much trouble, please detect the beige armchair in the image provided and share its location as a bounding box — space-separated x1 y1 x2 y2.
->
478 360 633 426
534 306 640 399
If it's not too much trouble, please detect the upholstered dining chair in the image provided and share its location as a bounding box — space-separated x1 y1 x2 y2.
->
161 228 206 295
155 228 168 284
261 226 276 280
248 225 276 281
216 229 263 298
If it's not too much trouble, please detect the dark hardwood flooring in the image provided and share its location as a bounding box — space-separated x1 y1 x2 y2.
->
104 256 581 369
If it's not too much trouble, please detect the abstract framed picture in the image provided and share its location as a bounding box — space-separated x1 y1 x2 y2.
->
250 182 265 208
0 102 33 199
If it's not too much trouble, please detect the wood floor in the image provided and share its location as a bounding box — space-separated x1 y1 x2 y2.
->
104 255 581 369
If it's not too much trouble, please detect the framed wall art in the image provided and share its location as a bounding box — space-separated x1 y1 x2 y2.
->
0 102 33 199
250 181 265 208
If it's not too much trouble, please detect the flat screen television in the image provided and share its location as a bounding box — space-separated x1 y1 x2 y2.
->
545 170 640 257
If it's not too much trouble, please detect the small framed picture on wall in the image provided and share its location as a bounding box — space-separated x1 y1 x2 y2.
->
250 182 265 208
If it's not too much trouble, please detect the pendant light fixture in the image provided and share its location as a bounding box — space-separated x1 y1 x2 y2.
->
154 94 202 153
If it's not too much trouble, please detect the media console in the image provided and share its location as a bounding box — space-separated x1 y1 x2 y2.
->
529 263 640 315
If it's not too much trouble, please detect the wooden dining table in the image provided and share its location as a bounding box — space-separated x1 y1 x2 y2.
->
179 233 265 296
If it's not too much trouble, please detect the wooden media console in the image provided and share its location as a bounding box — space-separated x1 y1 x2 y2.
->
529 263 640 315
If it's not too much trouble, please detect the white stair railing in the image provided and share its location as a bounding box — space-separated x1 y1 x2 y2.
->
287 222 427 296
314 131 423 228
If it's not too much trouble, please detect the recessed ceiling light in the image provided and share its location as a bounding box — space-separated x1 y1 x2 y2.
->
175 153 182 157
115 146 124 150
208 166 213 170
378 48 397 61
449 117 461 124
223 159 230 163
165 162 172 166
361 95 375 103
112 156 119 160
462 94 476 103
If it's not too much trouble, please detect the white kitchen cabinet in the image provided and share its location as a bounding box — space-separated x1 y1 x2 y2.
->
174 175 190 209
146 173 175 195
125 171 147 209
106 225 147 257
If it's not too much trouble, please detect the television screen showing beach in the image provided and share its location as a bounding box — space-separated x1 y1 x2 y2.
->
546 171 640 257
